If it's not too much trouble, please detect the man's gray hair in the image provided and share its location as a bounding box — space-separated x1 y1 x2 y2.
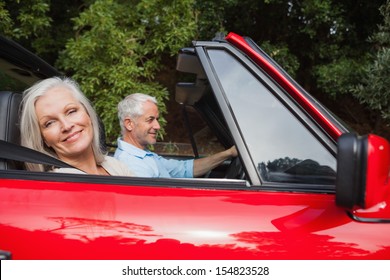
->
117 93 158 135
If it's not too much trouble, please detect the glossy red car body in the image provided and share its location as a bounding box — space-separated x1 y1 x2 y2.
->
0 32 389 259
2 178 389 259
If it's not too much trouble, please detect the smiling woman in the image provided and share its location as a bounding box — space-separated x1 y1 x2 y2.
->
35 87 95 162
19 77 135 176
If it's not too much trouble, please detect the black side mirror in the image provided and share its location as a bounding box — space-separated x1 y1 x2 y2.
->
336 133 390 220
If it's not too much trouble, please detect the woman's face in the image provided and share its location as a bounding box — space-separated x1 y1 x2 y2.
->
35 86 94 161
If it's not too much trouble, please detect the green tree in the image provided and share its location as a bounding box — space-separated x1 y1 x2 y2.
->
0 0 51 39
195 0 388 136
0 0 86 65
353 0 390 130
193 0 299 77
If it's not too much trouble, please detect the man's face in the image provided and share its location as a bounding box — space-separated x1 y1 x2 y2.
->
126 100 160 149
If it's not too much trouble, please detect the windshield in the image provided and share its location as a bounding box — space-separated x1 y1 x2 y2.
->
208 49 336 185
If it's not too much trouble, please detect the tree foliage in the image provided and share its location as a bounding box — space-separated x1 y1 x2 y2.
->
195 0 389 136
0 0 51 38
353 0 390 124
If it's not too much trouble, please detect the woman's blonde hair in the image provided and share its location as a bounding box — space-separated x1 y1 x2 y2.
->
20 76 106 171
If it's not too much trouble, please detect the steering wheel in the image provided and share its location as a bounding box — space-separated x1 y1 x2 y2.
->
224 157 244 179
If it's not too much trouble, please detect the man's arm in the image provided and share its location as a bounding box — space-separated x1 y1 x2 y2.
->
193 146 237 177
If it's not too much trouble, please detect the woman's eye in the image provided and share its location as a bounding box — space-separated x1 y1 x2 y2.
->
44 120 54 128
67 108 77 115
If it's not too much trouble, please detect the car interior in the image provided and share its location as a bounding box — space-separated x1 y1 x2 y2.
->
0 91 23 170
175 48 245 180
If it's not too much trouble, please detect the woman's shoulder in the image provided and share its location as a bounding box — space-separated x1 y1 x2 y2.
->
102 156 134 176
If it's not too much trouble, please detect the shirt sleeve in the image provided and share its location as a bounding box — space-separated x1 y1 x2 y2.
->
115 150 161 177
114 139 194 178
157 155 194 178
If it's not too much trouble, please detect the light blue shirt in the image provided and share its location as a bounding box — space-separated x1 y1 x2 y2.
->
114 138 194 178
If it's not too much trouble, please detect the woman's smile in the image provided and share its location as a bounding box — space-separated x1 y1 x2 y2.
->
62 129 83 143
35 86 94 160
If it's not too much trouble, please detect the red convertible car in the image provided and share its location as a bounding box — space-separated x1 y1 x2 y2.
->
0 32 389 260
